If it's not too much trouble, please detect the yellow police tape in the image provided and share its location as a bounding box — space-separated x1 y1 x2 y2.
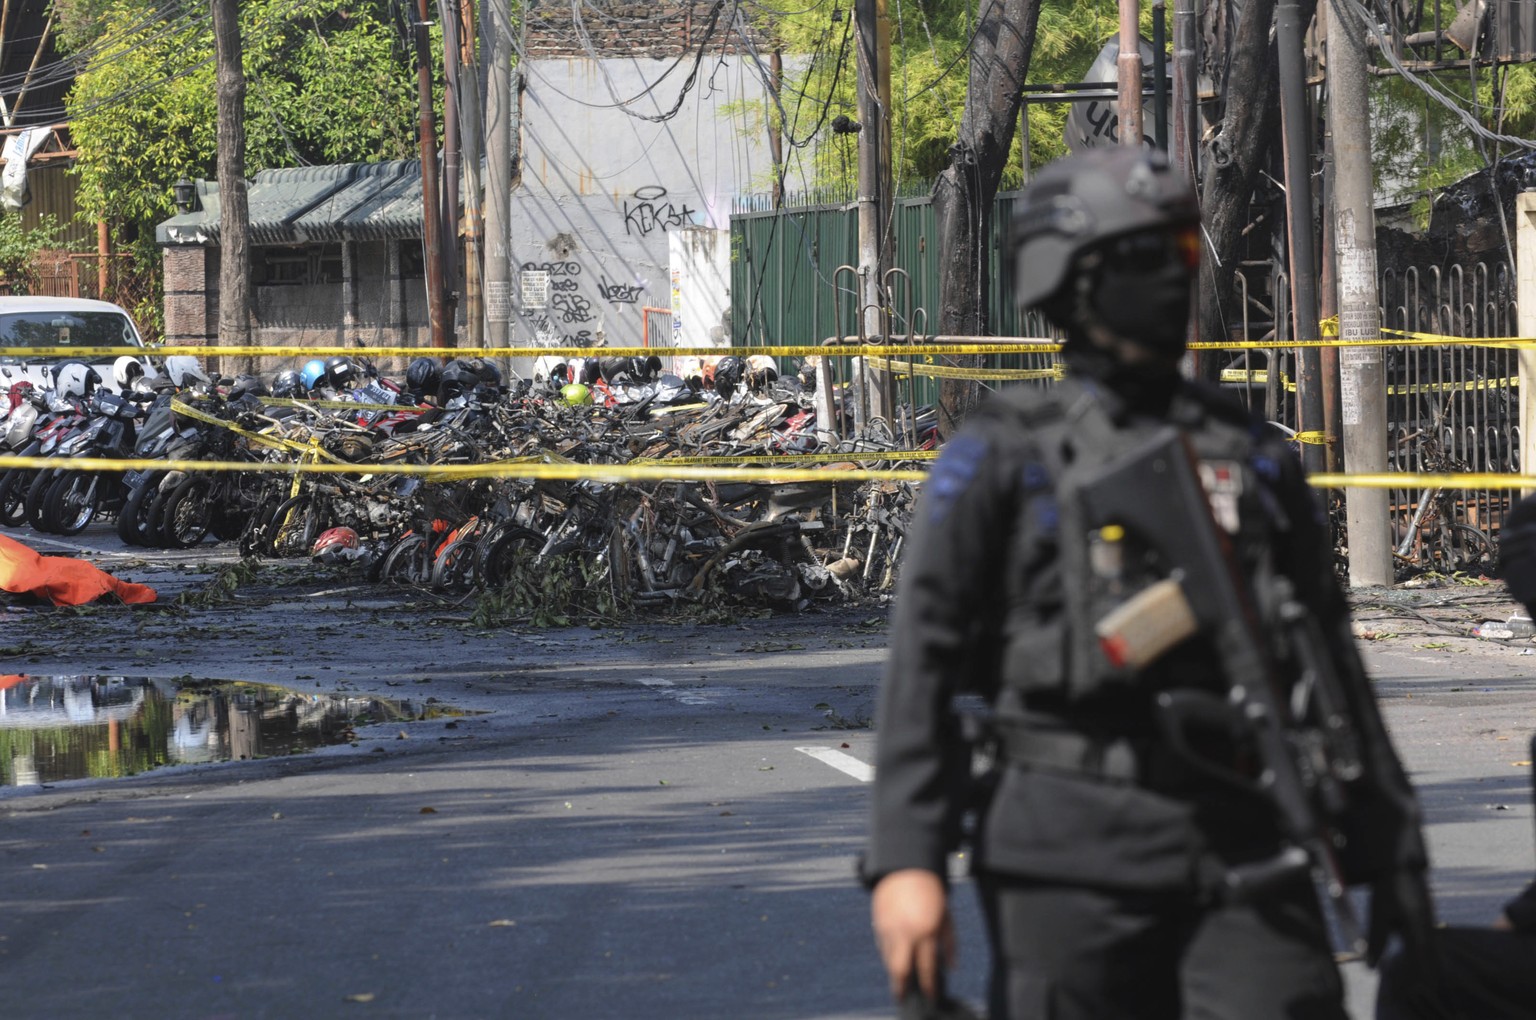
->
168 397 349 463
8 329 1536 362
7 443 1536 491
865 356 1064 381
1309 472 1536 490
1218 367 1520 395
0 454 929 484
632 449 939 467
1293 431 1330 446
265 397 428 412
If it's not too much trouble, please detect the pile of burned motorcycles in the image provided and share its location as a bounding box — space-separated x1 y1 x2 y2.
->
0 351 937 610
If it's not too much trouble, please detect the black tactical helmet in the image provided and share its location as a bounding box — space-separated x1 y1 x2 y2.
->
1012 147 1200 312
406 356 441 395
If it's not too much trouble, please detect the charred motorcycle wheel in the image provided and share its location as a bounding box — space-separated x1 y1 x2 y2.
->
474 525 545 588
268 494 320 559
157 475 215 549
430 535 481 592
379 533 431 585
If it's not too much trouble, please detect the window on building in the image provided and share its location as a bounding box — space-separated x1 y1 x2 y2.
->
399 240 425 280
255 244 344 286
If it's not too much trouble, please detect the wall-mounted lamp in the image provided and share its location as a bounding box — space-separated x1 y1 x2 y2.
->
173 178 198 214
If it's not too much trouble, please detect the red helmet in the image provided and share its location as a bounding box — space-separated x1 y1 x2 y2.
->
6 380 36 411
311 526 361 564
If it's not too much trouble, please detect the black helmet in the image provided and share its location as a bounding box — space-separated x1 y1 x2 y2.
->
324 356 358 390
471 357 501 388
713 356 744 399
406 356 441 396
1012 147 1200 312
271 369 303 398
227 374 269 400
633 355 662 381
438 359 478 404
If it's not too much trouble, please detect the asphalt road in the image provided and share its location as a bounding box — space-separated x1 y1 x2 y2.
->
2 525 1534 1019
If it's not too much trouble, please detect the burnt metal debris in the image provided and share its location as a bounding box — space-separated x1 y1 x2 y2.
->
0 360 931 614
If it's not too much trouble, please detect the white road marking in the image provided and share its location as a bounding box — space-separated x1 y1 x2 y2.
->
796 746 874 783
639 676 715 706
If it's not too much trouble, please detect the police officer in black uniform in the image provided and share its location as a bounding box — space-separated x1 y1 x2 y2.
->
864 146 1433 1019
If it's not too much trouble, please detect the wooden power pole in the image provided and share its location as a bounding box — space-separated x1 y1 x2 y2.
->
211 0 251 372
1326 0 1391 586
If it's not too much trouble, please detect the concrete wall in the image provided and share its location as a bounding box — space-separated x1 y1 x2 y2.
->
165 240 429 371
509 55 804 349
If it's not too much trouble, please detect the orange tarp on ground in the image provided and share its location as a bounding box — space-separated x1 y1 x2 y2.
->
0 535 156 606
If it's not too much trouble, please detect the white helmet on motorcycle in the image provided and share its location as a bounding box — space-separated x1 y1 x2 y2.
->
53 361 100 399
112 355 146 390
164 355 212 388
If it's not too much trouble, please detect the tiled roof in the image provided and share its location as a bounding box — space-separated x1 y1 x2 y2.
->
156 160 430 246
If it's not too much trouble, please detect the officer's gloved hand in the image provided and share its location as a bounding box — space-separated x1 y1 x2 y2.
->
1367 863 1438 978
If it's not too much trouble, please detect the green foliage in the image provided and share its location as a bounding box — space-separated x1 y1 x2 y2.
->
62 0 433 225
744 0 1120 196
470 550 627 627
1369 2 1536 224
0 214 63 293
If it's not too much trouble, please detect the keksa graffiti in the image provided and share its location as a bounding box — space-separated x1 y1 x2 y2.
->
623 185 696 237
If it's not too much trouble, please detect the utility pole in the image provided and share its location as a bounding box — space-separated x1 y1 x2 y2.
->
1277 0 1324 473
1326 0 1391 586
211 0 251 373
440 0 463 342
1170 0 1197 182
483 0 512 352
416 0 448 348
1117 0 1143 145
458 0 484 347
854 0 891 427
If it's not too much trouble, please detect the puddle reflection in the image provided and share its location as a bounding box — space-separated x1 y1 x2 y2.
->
0 675 469 786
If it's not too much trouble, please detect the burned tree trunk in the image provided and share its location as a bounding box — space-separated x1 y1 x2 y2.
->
933 0 1041 437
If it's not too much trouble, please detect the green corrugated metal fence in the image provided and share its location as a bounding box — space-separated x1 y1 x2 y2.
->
730 189 1059 408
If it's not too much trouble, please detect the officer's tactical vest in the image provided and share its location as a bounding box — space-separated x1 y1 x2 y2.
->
997 378 1292 710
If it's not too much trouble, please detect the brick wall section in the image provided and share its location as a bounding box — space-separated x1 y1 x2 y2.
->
524 0 769 59
161 246 212 347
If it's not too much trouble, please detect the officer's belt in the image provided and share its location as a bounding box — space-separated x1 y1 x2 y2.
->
994 715 1145 783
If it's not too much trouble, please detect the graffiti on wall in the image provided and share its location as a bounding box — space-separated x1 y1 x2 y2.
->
624 186 697 237
598 276 644 304
528 312 595 349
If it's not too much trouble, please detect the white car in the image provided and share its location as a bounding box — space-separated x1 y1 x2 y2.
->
0 296 152 393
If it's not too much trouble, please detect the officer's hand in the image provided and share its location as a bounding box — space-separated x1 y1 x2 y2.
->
871 868 953 1003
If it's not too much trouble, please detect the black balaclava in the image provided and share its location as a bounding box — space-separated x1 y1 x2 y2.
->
1045 230 1194 414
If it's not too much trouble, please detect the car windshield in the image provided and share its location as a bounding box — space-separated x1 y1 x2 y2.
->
0 311 138 348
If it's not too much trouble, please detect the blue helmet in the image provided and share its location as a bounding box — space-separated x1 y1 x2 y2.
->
300 359 326 391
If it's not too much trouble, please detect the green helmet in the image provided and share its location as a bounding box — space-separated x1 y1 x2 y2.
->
560 382 592 406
